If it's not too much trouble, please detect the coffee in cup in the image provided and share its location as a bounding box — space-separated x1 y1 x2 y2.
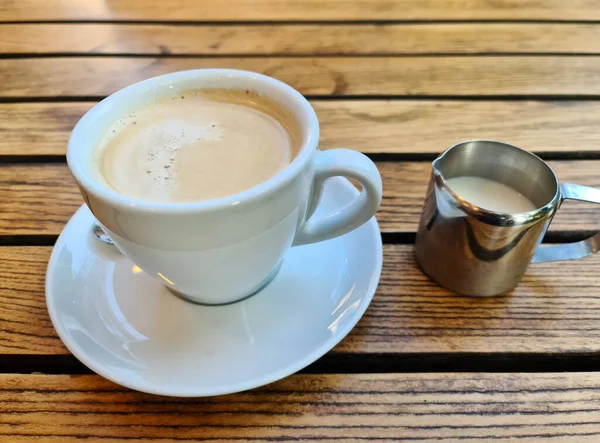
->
93 89 302 203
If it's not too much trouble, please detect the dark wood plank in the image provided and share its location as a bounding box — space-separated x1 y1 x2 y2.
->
0 247 57 354
3 57 600 97
3 23 600 55
1 162 598 236
4 244 600 355
345 244 600 353
0 165 81 236
3 0 600 21
3 101 598 156
3 373 600 441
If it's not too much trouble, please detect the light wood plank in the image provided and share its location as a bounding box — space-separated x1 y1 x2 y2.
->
3 23 600 55
3 57 600 97
2 0 600 21
2 373 600 442
4 244 600 355
1 162 598 236
3 101 598 156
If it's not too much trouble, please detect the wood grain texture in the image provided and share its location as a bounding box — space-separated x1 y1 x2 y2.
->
3 101 599 156
4 23 600 55
349 245 600 353
0 247 57 354
1 162 598 236
4 57 600 97
3 373 600 441
3 0 600 21
0 165 82 236
4 244 600 355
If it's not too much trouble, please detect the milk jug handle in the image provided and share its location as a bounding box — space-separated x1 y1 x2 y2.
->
532 184 600 263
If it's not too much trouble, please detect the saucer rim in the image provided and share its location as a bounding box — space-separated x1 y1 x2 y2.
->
46 180 383 397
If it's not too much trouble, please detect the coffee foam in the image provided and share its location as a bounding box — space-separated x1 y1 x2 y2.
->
94 89 301 203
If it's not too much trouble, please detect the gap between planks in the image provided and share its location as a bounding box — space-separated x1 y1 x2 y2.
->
5 352 600 375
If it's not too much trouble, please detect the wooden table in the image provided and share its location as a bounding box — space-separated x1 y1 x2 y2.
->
2 1 600 441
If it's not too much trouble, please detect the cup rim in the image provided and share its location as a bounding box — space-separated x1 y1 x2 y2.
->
67 69 320 214
433 139 561 225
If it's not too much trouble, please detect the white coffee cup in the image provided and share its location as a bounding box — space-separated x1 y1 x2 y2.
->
68 69 382 304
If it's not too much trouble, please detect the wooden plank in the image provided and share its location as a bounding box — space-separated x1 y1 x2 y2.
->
348 244 600 353
2 373 600 442
0 165 82 236
0 247 58 354
4 244 600 355
3 0 600 21
1 162 599 236
3 23 600 55
3 57 600 97
3 101 599 156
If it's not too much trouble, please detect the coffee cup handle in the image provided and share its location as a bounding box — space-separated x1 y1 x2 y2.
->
532 183 600 263
292 149 382 246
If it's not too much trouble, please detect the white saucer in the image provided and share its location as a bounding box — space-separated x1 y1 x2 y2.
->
46 178 382 397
